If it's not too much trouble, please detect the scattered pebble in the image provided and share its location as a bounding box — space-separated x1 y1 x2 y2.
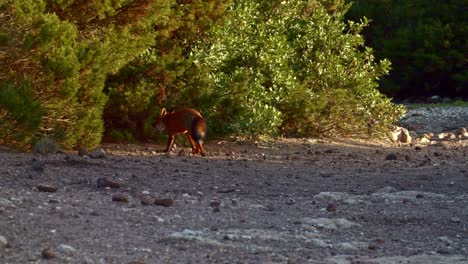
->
368 239 384 250
57 244 76 254
154 198 175 207
89 148 106 159
326 203 337 212
31 158 44 172
0 235 8 248
77 148 88 157
141 195 155 206
0 198 16 209
385 153 398 161
96 177 121 189
112 193 129 203
209 200 221 208
41 248 56 259
37 184 58 193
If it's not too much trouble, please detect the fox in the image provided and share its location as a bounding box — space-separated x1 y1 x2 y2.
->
153 107 206 156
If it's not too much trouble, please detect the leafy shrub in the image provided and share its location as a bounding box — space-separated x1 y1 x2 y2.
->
189 0 404 137
0 0 171 149
0 80 42 148
347 0 468 98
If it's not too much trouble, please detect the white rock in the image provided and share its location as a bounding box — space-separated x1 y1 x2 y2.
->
302 218 360 230
0 198 16 209
387 126 411 143
89 148 106 159
0 235 8 248
57 244 76 254
323 254 468 264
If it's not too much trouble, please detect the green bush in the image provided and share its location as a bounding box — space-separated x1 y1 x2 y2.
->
0 0 171 149
103 0 231 141
0 80 42 148
347 0 467 98
189 0 404 137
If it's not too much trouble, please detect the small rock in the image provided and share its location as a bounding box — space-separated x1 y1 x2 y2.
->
445 133 456 140
457 127 468 138
419 137 431 144
436 249 450 255
140 195 155 206
128 262 146 264
428 95 441 103
0 235 8 248
112 193 129 203
41 248 56 259
154 198 175 207
37 184 58 193
89 148 106 159
385 153 398 161
0 198 16 209
320 172 333 178
31 158 44 172
387 126 411 143
209 200 221 208
326 203 337 212
57 244 76 254
368 239 384 250
96 177 121 189
437 133 447 140
415 193 424 199
231 199 239 207
450 217 461 223
177 149 186 156
77 148 88 157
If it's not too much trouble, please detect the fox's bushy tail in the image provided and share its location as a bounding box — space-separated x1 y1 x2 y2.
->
191 117 206 144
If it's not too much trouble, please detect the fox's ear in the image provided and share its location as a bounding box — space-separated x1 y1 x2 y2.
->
160 108 167 117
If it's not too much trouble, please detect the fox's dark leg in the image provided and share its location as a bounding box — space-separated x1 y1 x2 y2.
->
166 135 175 152
197 142 206 156
185 133 198 154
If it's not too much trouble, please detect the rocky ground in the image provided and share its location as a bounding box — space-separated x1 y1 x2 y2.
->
0 105 467 264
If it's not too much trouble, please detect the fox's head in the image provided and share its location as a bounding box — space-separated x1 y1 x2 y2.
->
153 108 168 132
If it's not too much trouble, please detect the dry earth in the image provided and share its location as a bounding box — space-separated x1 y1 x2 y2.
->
0 136 467 264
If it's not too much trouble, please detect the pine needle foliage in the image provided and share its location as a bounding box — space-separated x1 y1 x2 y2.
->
0 0 171 149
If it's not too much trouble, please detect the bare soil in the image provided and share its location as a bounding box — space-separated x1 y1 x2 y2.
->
0 138 467 264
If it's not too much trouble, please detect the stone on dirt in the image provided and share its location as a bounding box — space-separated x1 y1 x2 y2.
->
385 153 398 160
0 235 8 249
0 198 16 209
96 177 121 189
140 195 155 205
302 218 360 231
41 247 56 259
30 158 44 172
37 184 59 193
323 254 468 264
89 148 106 159
57 244 76 255
112 193 129 203
154 197 175 207
387 126 412 143
326 203 337 212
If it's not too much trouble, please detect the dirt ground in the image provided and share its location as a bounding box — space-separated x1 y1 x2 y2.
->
0 137 467 264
